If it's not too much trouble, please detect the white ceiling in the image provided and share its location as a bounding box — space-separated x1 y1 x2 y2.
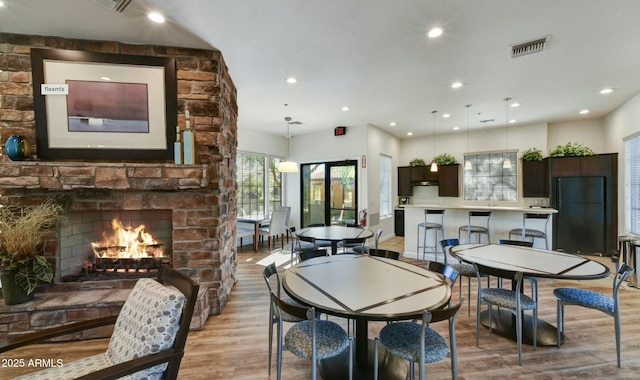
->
3 0 640 139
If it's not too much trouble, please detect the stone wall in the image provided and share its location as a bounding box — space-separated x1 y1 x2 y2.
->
0 32 240 318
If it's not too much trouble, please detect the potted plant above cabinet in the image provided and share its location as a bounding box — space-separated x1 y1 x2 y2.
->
521 147 548 197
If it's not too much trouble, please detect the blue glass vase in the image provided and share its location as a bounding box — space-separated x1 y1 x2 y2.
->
5 135 32 161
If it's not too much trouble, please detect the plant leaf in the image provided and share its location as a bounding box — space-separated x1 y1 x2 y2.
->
14 269 38 294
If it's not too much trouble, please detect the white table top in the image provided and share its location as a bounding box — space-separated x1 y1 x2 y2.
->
450 243 610 280
296 225 374 241
283 254 451 321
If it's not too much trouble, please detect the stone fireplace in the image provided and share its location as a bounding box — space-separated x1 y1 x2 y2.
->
0 33 241 335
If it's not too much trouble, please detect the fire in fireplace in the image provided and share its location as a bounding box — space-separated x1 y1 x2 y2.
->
88 219 170 275
59 211 173 283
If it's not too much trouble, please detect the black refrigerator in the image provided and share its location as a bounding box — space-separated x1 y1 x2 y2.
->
553 176 606 254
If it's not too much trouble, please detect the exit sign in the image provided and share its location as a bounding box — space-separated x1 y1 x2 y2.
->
334 126 347 136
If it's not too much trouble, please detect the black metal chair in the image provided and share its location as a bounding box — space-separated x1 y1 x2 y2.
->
298 249 328 262
440 238 488 315
554 264 634 367
374 299 464 380
262 262 303 376
353 228 383 254
474 263 537 366
272 293 353 380
499 239 538 303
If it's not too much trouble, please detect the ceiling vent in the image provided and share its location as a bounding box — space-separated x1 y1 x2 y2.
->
94 0 133 13
510 35 550 58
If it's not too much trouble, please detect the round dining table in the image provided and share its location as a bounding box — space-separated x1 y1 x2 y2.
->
295 225 374 255
283 254 451 379
450 243 611 346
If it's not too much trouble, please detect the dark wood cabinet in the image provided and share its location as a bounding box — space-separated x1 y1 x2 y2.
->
394 209 405 236
410 166 438 183
549 154 618 256
522 159 549 197
398 167 412 196
437 164 460 197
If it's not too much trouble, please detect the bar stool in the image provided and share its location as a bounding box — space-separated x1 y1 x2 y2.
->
616 236 636 272
627 240 640 288
508 213 550 249
458 211 491 243
417 209 445 264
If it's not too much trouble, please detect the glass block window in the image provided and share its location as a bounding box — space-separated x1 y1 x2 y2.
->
464 151 517 201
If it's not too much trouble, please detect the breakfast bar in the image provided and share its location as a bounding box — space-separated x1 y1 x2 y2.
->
403 204 558 258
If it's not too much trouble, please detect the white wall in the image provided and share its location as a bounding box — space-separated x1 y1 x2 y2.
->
603 92 640 235
547 119 606 153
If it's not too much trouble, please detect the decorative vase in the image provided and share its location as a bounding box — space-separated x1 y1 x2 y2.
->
5 135 32 161
0 270 34 305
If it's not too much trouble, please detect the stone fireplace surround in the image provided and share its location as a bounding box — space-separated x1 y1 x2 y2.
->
0 33 240 337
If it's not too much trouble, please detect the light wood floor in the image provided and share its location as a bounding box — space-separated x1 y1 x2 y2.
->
3 237 640 379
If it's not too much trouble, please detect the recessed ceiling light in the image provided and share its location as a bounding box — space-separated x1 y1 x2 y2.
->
390 122 396 127
509 119 516 124
600 88 614 94
427 27 443 38
442 113 450 118
342 106 350 111
453 126 460 130
579 109 590 115
100 76 111 81
148 12 165 23
510 102 520 107
407 132 413 136
286 77 297 84
451 82 462 89
0 2 5 7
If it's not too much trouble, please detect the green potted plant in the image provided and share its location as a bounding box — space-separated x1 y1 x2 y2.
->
0 200 64 304
432 153 459 165
548 142 596 157
409 158 426 167
521 147 545 161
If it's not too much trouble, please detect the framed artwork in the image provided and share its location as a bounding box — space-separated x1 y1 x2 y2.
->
30 48 177 160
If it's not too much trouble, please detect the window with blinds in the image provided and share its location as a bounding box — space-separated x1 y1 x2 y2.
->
380 155 392 218
625 134 640 234
236 152 282 216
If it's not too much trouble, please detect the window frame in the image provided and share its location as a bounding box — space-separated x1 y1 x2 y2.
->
625 133 640 235
236 151 283 217
463 151 518 202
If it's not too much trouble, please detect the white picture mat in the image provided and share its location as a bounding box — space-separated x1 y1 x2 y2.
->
42 60 167 150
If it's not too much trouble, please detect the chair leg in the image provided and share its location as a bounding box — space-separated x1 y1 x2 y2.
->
556 301 563 349
374 338 379 380
268 317 274 375
615 311 622 367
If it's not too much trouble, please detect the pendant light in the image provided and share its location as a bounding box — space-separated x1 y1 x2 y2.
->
430 110 438 172
464 104 472 171
278 116 300 173
503 97 512 169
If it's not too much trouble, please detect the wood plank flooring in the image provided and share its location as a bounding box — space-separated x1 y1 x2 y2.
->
3 237 640 379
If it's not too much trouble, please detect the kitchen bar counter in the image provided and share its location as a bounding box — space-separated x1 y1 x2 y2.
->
403 204 557 258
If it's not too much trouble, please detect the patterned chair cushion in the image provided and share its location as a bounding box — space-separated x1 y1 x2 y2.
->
450 262 479 277
480 288 536 310
553 287 614 314
379 321 449 363
106 278 186 378
285 320 349 360
511 228 545 238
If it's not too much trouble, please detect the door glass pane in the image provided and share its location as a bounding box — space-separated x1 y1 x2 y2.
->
330 164 357 225
302 164 326 227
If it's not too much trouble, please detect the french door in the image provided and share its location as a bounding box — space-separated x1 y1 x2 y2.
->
301 160 358 227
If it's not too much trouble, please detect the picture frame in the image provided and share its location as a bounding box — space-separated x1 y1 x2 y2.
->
31 48 177 160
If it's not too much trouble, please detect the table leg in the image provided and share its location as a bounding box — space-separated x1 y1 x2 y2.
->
480 310 562 346
252 223 259 253
331 241 339 255
319 318 407 379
